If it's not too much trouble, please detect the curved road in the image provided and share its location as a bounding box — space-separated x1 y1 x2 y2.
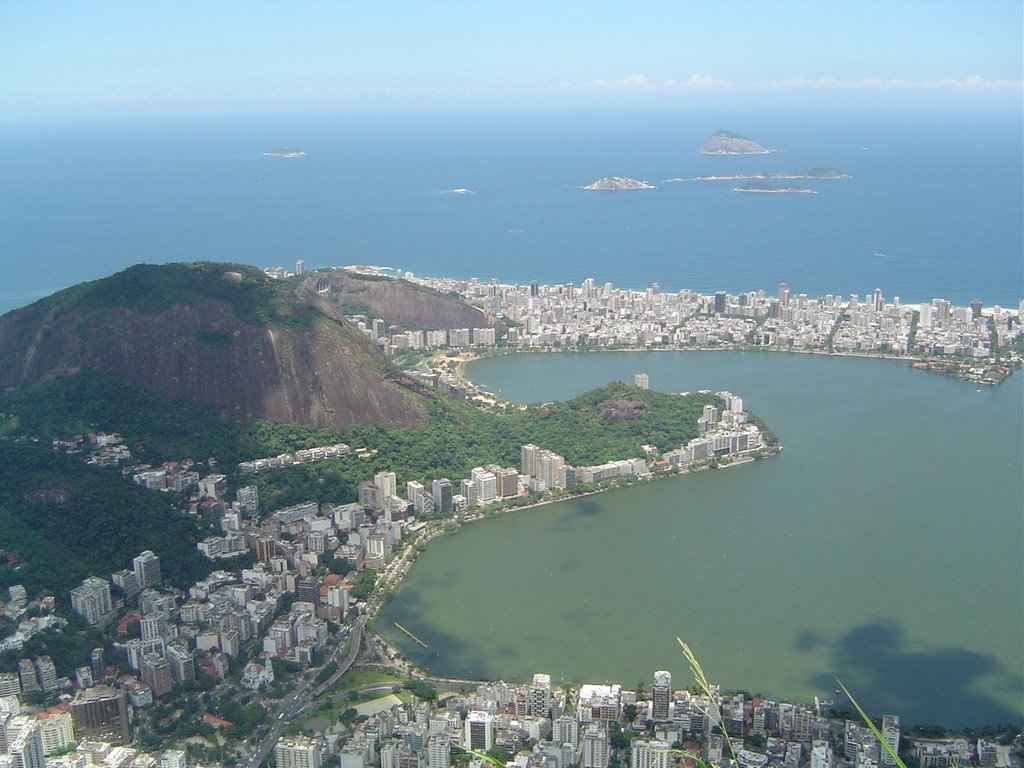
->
244 617 365 768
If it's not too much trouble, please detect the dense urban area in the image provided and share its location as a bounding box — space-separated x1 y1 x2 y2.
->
0 266 1019 768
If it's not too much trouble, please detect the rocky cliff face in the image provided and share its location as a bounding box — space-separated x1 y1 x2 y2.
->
0 263 473 429
297 272 496 331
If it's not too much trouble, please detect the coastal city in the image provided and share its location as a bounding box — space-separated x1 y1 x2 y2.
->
358 271 1022 386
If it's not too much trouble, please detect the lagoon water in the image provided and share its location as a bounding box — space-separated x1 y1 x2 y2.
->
380 351 1024 726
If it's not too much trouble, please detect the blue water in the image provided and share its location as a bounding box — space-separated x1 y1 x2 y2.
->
1 106 1021 315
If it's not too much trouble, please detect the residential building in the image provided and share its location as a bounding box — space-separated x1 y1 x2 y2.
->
581 724 609 768
133 551 162 589
275 737 323 768
464 711 494 752
631 740 670 768
70 577 113 627
70 686 130 744
651 671 671 721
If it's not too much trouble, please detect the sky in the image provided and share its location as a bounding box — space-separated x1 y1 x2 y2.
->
1 0 1022 118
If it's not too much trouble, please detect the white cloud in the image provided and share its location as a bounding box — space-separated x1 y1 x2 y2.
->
754 75 1023 91
546 73 736 93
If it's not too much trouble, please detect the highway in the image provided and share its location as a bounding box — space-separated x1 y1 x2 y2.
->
244 617 365 768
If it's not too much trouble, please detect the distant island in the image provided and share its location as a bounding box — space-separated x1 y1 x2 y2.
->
698 167 849 181
584 176 656 191
734 181 816 194
262 148 306 158
699 130 776 155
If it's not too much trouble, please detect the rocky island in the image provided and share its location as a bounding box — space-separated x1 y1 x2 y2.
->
699 130 776 155
584 176 656 191
734 181 816 194
263 148 306 158
697 167 849 181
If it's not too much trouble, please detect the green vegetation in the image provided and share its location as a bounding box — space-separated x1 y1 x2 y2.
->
49 262 316 331
0 441 216 598
6 372 718 513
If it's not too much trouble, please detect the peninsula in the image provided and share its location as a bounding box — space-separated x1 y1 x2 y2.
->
699 130 776 155
583 176 655 191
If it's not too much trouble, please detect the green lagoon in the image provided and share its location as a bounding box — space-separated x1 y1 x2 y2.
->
380 351 1023 726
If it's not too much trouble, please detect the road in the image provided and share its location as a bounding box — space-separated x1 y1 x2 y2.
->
244 617 365 768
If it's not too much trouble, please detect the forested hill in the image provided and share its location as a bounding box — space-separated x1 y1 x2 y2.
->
0 262 496 430
0 441 216 598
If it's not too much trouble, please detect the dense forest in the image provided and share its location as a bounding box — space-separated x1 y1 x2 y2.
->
0 441 218 598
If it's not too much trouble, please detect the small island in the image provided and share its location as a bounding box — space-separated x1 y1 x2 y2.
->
697 167 849 181
262 148 306 158
733 181 816 194
699 130 777 155
584 176 656 191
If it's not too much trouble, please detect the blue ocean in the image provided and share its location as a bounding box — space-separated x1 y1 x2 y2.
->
1 106 1021 314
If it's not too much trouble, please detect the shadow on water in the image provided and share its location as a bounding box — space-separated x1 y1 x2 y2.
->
799 619 1022 726
383 588 515 680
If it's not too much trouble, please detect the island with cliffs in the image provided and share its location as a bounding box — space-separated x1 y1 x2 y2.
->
584 176 656 191
699 130 777 155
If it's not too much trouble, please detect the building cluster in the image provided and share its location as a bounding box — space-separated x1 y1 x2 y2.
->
238 444 352 475
50 433 132 468
403 276 1021 360
262 669 933 768
662 395 764 470
0 588 66 656
349 317 499 355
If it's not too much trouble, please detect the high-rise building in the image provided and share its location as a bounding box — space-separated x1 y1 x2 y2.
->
650 671 671 721
165 642 195 686
375 472 398 499
18 659 39 695
496 468 519 499
631 740 670 768
459 479 478 510
714 292 727 314
529 673 552 719
275 737 323 768
427 734 451 768
779 282 789 306
634 373 649 390
111 569 140 602
133 551 162 589
552 715 578 747
237 485 260 517
70 686 130 744
464 711 494 752
90 648 105 682
33 657 57 693
140 653 173 698
70 577 113 627
36 709 75 755
8 718 45 768
295 260 305 276
0 672 19 696
470 468 497 506
581 724 609 768
880 715 900 767
520 444 540 478
431 479 453 517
